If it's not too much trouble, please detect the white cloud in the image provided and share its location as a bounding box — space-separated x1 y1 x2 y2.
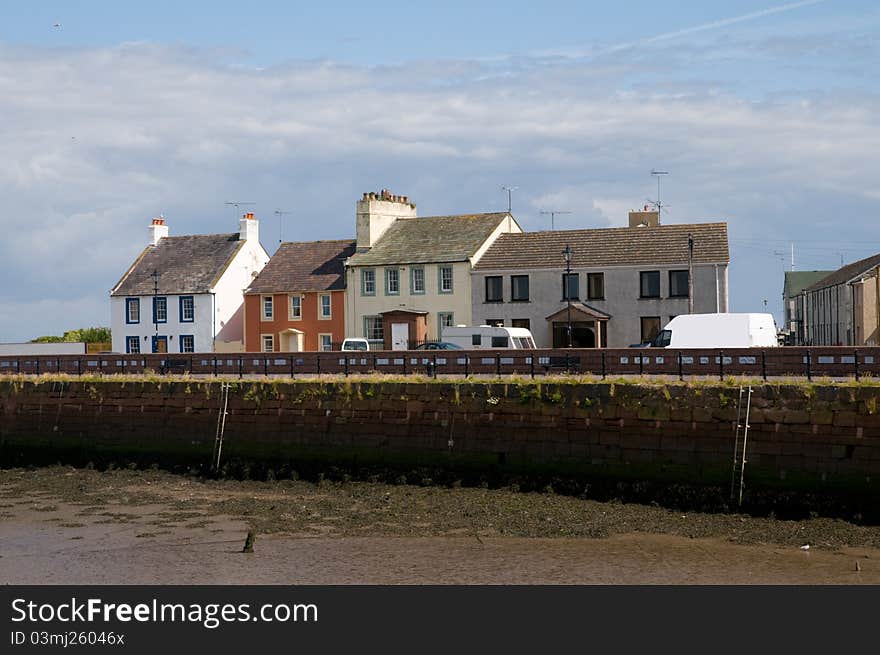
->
0 36 877 339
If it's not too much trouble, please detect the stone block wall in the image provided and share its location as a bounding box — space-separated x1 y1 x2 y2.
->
1 378 879 494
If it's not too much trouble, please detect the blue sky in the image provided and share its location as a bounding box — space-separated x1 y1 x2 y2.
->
1 0 879 340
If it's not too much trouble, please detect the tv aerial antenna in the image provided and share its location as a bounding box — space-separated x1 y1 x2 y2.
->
540 210 572 231
225 200 256 218
501 185 519 213
274 209 292 244
647 169 670 214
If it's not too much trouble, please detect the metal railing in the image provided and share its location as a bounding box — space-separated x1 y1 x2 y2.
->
1 346 878 379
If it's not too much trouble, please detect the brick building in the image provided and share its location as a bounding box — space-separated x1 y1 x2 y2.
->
243 240 356 352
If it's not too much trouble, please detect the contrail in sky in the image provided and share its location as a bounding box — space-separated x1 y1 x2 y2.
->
525 0 827 60
605 0 827 54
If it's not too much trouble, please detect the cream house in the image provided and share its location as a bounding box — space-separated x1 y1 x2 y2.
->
344 190 522 349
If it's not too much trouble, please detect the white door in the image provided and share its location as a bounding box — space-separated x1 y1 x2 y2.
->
391 323 409 350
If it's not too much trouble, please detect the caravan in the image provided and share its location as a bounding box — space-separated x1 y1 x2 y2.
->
441 325 536 350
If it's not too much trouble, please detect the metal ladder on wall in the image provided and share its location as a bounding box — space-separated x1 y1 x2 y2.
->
211 382 231 473
730 385 753 506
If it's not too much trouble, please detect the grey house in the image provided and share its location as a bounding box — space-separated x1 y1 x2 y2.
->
471 211 729 348
797 253 880 346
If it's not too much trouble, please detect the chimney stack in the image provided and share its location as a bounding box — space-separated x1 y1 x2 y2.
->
628 208 660 228
149 217 169 245
356 189 417 250
239 212 259 241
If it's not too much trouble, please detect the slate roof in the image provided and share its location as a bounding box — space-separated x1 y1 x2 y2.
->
803 253 880 293
783 270 833 299
348 213 512 266
111 234 245 296
245 240 357 293
473 223 729 270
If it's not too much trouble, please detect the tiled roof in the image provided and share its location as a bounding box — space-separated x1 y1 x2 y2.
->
348 213 511 266
803 253 880 292
783 270 833 298
473 223 729 270
245 240 356 293
545 302 612 321
111 234 244 296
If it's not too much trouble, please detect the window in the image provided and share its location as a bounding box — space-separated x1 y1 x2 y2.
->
179 296 194 322
640 316 661 344
439 265 453 294
261 334 274 352
491 336 509 348
511 275 529 302
385 268 400 295
438 312 454 337
153 296 167 323
587 273 604 300
669 270 689 298
125 336 140 354
512 318 531 330
485 276 503 302
485 319 504 327
472 334 482 346
364 316 384 343
361 269 376 296
179 335 194 353
411 266 425 294
319 334 333 352
319 293 332 319
562 273 579 300
262 295 274 320
125 298 140 324
640 271 660 298
289 295 302 320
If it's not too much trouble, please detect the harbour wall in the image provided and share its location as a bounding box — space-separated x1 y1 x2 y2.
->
1 377 879 515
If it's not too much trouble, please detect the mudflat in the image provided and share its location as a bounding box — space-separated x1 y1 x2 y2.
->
1 467 877 584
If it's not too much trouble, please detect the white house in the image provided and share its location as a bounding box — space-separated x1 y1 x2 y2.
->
110 214 269 354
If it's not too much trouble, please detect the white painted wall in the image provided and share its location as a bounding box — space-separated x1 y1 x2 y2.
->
110 293 216 354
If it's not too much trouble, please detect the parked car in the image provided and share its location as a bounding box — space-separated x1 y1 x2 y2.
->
413 342 463 350
341 338 370 351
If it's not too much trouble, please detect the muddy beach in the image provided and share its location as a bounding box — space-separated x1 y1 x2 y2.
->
1 466 878 584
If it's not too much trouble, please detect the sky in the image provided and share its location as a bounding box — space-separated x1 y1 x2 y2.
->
1 0 878 341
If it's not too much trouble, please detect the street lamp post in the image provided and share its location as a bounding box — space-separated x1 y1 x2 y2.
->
151 269 160 353
687 233 695 314
562 245 573 348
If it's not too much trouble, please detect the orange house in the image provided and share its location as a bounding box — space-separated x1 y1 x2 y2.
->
243 240 356 352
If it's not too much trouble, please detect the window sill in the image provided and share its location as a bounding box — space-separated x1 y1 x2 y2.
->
484 300 504 304
510 299 530 303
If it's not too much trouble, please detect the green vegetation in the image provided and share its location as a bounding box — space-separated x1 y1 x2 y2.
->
31 327 111 344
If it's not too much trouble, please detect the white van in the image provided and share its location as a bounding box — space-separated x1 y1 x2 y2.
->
341 338 370 352
441 325 537 350
648 313 778 349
